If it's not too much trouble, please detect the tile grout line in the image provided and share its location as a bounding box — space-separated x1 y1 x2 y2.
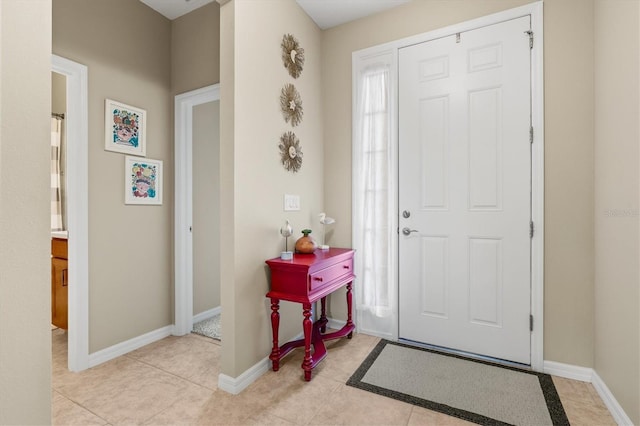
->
119 354 218 426
52 389 111 426
123 353 219 392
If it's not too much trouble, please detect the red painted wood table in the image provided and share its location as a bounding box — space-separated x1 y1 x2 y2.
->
265 248 356 381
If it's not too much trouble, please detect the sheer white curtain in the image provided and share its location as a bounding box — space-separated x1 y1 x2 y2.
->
51 117 63 231
353 62 394 337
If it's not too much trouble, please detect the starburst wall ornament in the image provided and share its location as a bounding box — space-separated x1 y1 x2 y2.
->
281 34 305 79
278 131 303 173
280 83 303 127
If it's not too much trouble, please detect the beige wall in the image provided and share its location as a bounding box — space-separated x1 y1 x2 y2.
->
53 0 174 352
0 0 52 423
219 0 237 375
542 0 595 368
193 100 221 314
172 2 220 96
219 0 324 377
594 1 640 423
321 0 596 367
52 72 66 114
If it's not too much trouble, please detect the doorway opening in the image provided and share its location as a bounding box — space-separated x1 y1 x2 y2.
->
51 55 89 372
174 84 221 337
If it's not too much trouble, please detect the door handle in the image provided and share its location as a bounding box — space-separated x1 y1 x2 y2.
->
402 227 419 236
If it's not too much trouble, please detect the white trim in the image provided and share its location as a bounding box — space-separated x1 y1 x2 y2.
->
52 55 89 372
174 84 220 336
543 361 633 425
217 330 305 394
218 359 269 395
326 317 346 330
351 1 544 371
528 0 545 374
88 325 173 368
592 371 635 426
543 360 593 382
193 305 221 324
329 317 393 340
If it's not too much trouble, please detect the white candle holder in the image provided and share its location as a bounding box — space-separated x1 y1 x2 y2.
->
318 213 335 250
280 220 294 260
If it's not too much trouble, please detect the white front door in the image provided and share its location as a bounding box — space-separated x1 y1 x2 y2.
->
398 16 532 365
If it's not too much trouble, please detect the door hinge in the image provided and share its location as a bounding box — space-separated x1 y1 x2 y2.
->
530 314 534 332
525 30 533 49
529 126 534 144
529 221 534 238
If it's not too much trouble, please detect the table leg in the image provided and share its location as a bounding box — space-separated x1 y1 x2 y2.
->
302 302 313 381
269 298 281 371
320 296 327 333
346 282 354 339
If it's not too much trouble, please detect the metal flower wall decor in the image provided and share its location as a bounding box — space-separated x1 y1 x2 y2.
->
279 131 303 173
281 34 305 79
280 83 303 127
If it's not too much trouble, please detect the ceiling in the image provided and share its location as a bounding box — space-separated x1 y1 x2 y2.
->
140 0 411 29
139 0 215 21
295 0 411 30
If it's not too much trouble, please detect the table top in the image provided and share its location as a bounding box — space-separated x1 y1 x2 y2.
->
265 247 354 268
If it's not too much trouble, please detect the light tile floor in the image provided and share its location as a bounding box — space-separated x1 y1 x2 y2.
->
52 329 616 425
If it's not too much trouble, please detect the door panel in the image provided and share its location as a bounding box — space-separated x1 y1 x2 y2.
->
399 16 532 364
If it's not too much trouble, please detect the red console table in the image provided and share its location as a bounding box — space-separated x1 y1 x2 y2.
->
265 248 355 381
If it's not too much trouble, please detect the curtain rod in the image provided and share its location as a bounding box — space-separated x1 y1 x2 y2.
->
51 113 65 119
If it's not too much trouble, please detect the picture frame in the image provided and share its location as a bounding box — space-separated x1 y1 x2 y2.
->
124 156 162 205
105 99 146 156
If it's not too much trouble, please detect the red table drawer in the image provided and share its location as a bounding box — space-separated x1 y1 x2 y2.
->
309 258 353 292
266 248 355 303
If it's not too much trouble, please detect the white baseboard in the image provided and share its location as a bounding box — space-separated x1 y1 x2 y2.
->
88 325 173 368
217 325 350 395
217 330 306 395
218 358 270 395
592 371 634 426
193 305 221 324
543 360 593 382
543 360 633 425
326 317 346 330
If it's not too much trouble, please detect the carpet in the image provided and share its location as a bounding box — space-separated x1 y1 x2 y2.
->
347 340 569 426
192 313 221 341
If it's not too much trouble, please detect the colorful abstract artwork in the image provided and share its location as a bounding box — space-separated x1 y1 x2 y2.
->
105 99 146 156
124 156 162 205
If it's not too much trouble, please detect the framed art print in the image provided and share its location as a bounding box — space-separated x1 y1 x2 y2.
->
105 99 146 156
125 156 162 205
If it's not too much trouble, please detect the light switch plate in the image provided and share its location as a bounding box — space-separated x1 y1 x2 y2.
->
284 194 300 211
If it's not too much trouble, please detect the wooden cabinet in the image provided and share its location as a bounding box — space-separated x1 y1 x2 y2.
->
51 238 68 329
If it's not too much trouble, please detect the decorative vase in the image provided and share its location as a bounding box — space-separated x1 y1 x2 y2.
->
295 229 317 254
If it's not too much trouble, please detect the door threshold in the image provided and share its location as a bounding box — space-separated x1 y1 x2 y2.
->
397 338 531 371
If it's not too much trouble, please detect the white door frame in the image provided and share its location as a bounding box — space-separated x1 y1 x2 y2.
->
352 2 544 371
52 55 89 372
174 84 220 336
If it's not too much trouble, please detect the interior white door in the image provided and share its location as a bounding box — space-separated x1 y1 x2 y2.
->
398 17 532 364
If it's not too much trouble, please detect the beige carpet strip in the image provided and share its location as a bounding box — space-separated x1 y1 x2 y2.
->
347 340 569 426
